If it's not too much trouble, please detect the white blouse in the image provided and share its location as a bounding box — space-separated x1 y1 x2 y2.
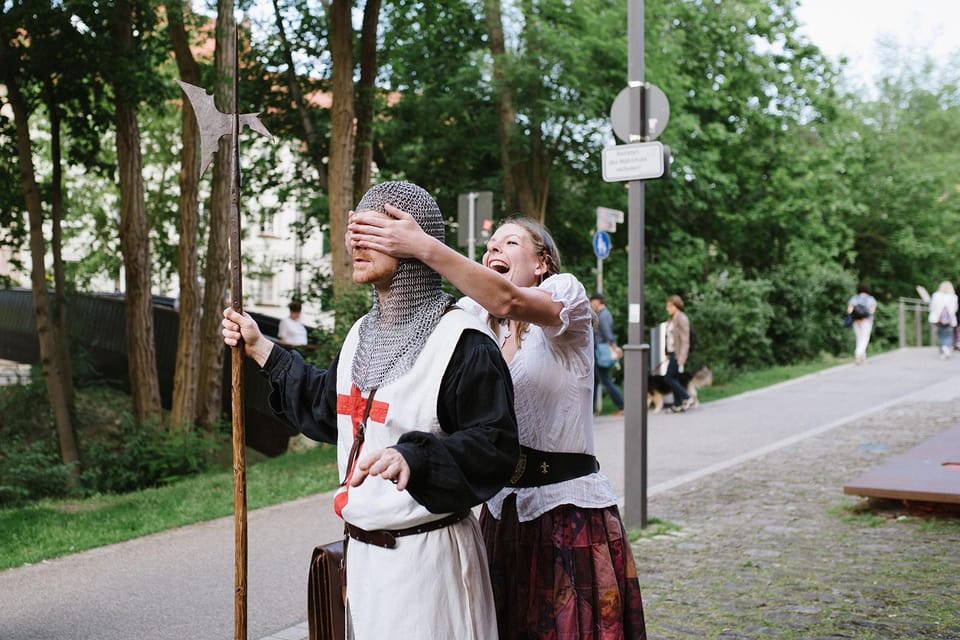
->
460 272 620 522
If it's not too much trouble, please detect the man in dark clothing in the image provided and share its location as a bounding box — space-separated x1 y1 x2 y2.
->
590 293 624 415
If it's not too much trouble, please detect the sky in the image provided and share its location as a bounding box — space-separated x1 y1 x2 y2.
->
793 0 960 87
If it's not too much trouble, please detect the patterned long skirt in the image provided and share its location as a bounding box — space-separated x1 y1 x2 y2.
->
479 496 647 640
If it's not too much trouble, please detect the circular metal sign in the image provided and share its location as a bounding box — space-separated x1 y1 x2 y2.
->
610 84 670 143
593 230 611 260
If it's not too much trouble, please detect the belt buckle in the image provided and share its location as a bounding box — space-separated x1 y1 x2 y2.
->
373 531 396 549
348 525 397 549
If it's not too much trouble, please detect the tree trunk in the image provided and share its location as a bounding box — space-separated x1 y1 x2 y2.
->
326 0 357 329
44 80 77 410
168 0 202 431
483 0 521 216
521 125 551 224
352 0 382 200
270 0 328 191
3 65 81 487
196 0 234 429
483 0 550 222
113 0 162 425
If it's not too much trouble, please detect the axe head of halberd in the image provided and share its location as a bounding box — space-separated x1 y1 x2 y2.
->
177 80 274 178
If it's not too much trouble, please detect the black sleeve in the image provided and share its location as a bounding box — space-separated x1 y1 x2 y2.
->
393 329 520 513
261 346 340 445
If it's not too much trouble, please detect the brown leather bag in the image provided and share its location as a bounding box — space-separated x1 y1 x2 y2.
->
307 539 346 640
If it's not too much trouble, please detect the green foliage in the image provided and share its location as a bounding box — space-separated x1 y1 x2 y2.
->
688 268 775 376
0 442 338 571
0 437 73 507
838 64 960 298
696 353 851 403
767 249 857 364
0 380 213 506
0 380 71 507
5 0 960 457
305 283 371 368
80 416 213 494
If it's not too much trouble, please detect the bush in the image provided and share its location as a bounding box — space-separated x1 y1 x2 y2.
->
0 375 51 440
0 437 72 507
0 379 215 505
767 258 857 364
0 380 72 507
687 268 775 375
81 416 214 494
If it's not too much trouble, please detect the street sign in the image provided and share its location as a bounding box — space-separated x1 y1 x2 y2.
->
602 141 665 182
597 206 624 232
592 230 611 260
610 83 670 143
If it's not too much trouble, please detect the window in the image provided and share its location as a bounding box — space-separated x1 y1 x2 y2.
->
259 275 278 305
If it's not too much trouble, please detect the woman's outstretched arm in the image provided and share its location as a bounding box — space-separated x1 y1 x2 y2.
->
349 205 561 326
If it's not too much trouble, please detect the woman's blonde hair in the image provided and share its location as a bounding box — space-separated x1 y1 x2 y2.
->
938 281 955 295
488 217 562 348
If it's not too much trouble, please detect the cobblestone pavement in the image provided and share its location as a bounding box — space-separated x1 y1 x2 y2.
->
634 399 960 640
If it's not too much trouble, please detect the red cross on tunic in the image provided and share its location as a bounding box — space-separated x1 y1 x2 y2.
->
336 384 390 436
333 384 390 516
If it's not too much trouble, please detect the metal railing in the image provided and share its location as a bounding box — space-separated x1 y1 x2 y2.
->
898 297 933 348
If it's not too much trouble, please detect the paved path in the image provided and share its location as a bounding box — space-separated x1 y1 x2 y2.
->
1 348 957 640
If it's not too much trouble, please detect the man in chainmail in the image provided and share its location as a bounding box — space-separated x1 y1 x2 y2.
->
350 181 455 391
221 180 518 640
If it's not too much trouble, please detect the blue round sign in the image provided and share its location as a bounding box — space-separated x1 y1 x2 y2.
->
592 231 611 259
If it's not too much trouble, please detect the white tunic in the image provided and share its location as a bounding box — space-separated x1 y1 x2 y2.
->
335 308 498 640
460 273 620 522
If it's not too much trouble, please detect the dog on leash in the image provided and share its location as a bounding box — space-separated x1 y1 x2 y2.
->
647 366 713 414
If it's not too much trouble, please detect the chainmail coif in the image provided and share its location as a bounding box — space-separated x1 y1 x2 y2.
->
351 181 455 391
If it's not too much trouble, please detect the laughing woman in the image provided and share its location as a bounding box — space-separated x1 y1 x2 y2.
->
349 208 646 640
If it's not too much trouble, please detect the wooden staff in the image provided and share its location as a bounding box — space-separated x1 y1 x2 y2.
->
228 18 247 640
177 15 272 639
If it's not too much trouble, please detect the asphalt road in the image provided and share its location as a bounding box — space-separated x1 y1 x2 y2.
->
1 347 957 640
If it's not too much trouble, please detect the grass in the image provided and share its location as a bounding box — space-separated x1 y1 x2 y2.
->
594 353 852 414
0 443 338 571
695 353 851 404
627 517 682 541
2 353 853 572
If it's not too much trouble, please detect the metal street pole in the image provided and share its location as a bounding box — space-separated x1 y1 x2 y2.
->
468 192 478 261
623 0 649 529
596 242 603 295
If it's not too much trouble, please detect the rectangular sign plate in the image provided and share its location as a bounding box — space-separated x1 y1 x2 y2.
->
602 142 664 182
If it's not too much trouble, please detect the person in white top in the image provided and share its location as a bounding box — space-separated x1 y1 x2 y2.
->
349 210 646 639
278 300 308 346
927 281 959 359
846 283 878 365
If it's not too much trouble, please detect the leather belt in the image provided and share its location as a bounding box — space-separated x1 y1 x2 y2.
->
507 445 599 488
344 510 471 549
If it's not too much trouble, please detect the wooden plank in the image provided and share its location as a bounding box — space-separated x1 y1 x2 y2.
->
844 424 960 504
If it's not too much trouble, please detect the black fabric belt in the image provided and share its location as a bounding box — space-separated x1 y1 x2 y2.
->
345 510 471 549
506 445 599 488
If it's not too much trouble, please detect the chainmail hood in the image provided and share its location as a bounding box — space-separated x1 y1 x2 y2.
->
351 181 454 391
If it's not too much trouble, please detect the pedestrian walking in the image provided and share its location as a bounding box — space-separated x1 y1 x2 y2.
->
846 284 878 365
928 281 958 359
590 293 624 415
664 294 694 412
